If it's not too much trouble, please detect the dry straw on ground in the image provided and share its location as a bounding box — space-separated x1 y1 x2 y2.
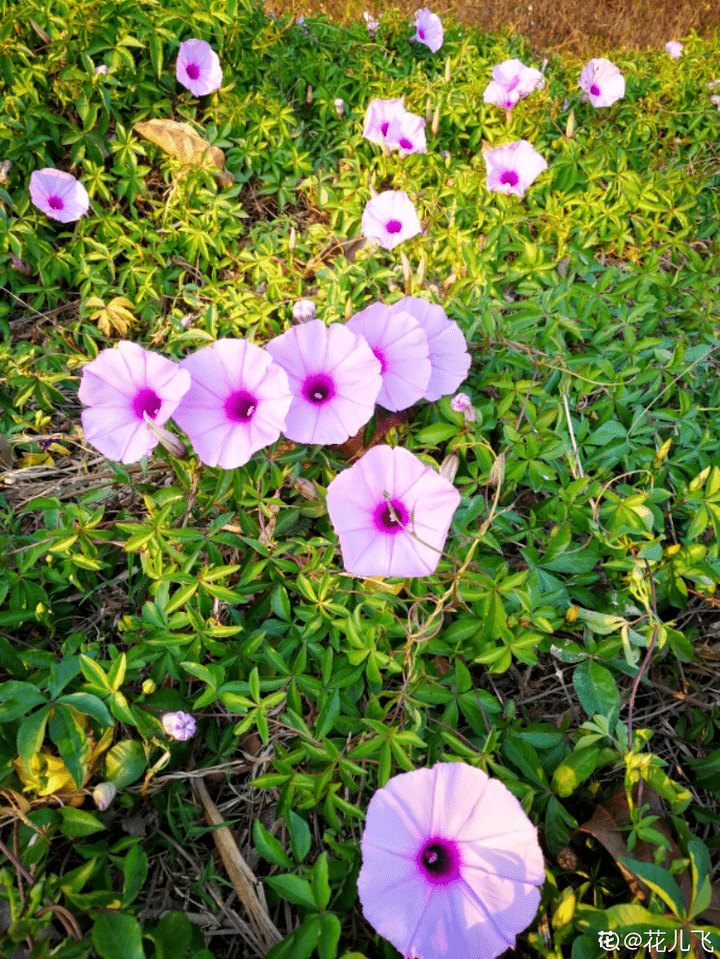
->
264 0 720 55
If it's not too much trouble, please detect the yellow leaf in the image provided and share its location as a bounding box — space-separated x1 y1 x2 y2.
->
133 119 234 186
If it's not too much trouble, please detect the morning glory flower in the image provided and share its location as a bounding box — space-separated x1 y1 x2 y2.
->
29 168 89 223
292 299 316 323
665 41 683 59
171 339 292 469
388 297 471 402
176 38 223 96
450 392 476 422
358 763 545 959
482 80 521 110
78 341 191 464
362 191 422 251
346 302 431 412
265 320 382 445
161 712 196 741
493 58 545 96
413 7 444 52
578 58 625 107
326 445 460 576
363 97 407 145
384 112 427 156
484 139 548 198
364 11 379 36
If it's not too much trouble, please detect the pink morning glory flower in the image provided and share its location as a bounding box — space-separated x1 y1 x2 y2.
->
482 80 521 111
388 297 471 402
326 445 460 576
492 58 545 97
413 7 444 53
363 11 379 35
292 299 316 323
358 763 545 959
362 191 422 251
346 302 431 412
578 58 625 108
484 139 548 198
29 168 89 223
363 97 407 145
665 41 683 59
171 339 292 469
78 341 191 464
384 112 427 156
161 712 196 741
265 320 382 445
176 38 223 96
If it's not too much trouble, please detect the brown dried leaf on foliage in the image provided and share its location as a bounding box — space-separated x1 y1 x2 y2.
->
574 784 720 926
133 119 234 187
85 295 135 337
334 407 416 462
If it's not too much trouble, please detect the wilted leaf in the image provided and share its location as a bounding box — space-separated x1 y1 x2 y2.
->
133 119 233 186
86 295 136 337
336 408 416 461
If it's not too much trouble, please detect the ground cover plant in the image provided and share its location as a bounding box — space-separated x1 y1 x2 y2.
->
1 1 720 958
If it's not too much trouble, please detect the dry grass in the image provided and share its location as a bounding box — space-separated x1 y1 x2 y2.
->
264 0 720 56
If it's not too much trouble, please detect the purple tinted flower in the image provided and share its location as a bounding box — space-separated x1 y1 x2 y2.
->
78 341 191 464
346 302 431 412
578 58 625 108
172 339 292 469
413 7 443 53
29 168 89 223
358 763 545 959
363 97 407 145
334 97 345 117
362 191 422 251
388 297 470 402
665 41 683 59
161 711 196 741
364 11 379 35
492 58 545 97
94 64 109 76
326 445 459 576
292 299 316 323
265 320 382 445
384 112 427 156
482 80 521 110
176 38 223 96
484 139 547 198
450 392 472 414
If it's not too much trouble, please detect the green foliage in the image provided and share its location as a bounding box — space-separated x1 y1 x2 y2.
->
0 1 719 957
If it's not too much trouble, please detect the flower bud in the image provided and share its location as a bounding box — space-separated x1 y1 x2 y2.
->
334 98 344 117
142 412 188 459
292 299 316 323
432 104 441 136
439 453 459 484
93 782 117 811
142 678 156 695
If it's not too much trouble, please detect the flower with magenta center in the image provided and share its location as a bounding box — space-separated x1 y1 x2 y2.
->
176 38 223 96
413 7 443 52
363 97 407 146
484 139 547 199
387 297 471 402
265 320 382 445
383 112 427 156
78 341 191 464
358 762 545 959
492 58 545 97
362 190 422 251
326 445 460 577
482 80 521 111
29 168 89 223
346 302 431 412
578 57 625 108
171 339 292 469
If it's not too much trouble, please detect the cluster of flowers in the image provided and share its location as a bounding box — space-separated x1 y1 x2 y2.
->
157 712 547 959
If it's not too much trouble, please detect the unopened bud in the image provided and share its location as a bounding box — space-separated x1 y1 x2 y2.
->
444 56 451 83
93 782 117 811
652 438 671 467
416 253 426 288
334 98 344 117
487 452 505 488
143 412 188 459
142 679 156 695
306 84 313 104
689 466 710 492
439 453 459 484
432 104 441 136
565 109 575 139
565 605 579 624
426 98 432 125
293 476 319 501
344 297 354 320
400 250 412 294
289 225 297 251
450 392 476 422
292 299 315 323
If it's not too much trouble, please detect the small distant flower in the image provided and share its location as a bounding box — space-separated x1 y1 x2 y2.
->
709 79 720 90
292 299 316 323
362 190 422 251
176 38 223 96
335 97 345 117
94 64 109 76
326 446 460 576
265 320 382 445
665 41 683 59
388 297 471 402
484 139 547 198
78 341 191 464
484 58 545 109
711 95 720 110
29 168 89 223
172 339 292 469
579 58 625 108
413 7 444 53
450 392 476 422
358 763 545 959
10 253 32 275
384 112 427 156
346 302 431 411
483 80 521 111
363 97 407 145
161 711 196 741
364 11 379 35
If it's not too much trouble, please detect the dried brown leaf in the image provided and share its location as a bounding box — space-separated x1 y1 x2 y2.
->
133 119 234 186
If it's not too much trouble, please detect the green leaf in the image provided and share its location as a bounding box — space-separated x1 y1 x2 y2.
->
264 873 318 911
57 692 113 727
573 659 621 724
104 739 147 788
149 912 193 959
92 912 146 959
17 706 51 772
287 809 312 863
617 858 685 917
414 423 460 445
123 843 148 907
551 746 600 797
48 703 89 789
80 654 112 692
310 851 330 911
253 819 293 869
316 912 341 959
60 807 106 838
